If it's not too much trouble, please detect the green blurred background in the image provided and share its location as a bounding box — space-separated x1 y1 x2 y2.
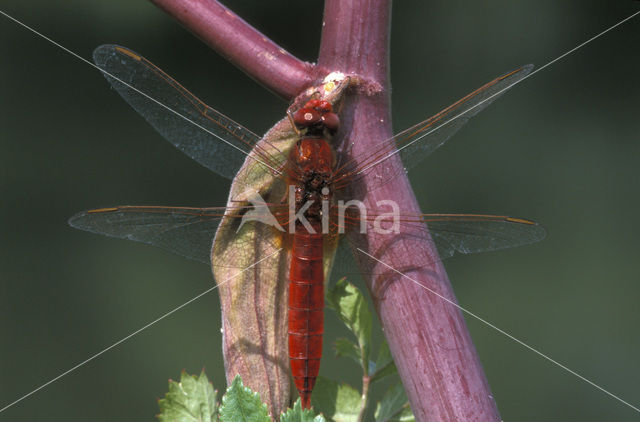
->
1 0 639 420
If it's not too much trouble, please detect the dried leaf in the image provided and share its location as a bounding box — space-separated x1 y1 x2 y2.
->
212 75 352 417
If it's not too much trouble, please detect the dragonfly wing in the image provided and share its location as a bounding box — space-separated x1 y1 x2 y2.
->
351 65 533 187
423 214 546 259
69 206 228 264
93 45 265 180
317 214 544 284
396 65 533 170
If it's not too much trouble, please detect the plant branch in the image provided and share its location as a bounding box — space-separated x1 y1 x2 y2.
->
318 0 502 420
148 0 316 98
357 375 370 422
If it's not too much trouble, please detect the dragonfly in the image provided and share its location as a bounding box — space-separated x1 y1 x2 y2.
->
69 45 545 411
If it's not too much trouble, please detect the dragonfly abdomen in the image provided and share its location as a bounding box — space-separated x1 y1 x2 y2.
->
288 220 324 409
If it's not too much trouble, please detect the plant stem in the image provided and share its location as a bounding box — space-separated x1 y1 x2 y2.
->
318 1 502 420
148 0 316 98
357 342 370 422
357 375 371 422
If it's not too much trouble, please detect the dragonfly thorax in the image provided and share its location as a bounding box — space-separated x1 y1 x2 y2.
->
289 137 335 225
291 138 335 175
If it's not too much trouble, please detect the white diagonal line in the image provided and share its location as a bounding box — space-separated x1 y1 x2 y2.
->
358 10 640 175
2 2 639 416
357 247 640 414
0 248 282 414
0 9 281 176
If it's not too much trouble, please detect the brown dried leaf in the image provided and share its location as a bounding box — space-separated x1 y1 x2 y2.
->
211 75 352 417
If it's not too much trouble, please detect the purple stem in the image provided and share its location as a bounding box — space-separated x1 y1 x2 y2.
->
149 0 502 420
149 0 316 98
319 2 501 420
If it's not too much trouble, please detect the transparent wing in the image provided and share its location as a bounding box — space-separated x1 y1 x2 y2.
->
93 45 281 180
422 214 546 259
69 206 232 264
335 65 533 189
328 212 545 282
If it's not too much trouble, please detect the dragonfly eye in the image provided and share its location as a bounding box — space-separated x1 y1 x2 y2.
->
321 112 339 131
293 108 322 127
302 99 332 112
316 100 333 112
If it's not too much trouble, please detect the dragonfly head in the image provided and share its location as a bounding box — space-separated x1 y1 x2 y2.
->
293 99 340 133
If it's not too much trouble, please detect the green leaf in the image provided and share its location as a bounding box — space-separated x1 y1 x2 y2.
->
333 337 361 365
375 339 392 370
326 278 372 372
374 381 414 422
370 340 397 383
311 377 361 422
219 375 270 422
280 399 327 422
390 406 415 422
157 370 218 422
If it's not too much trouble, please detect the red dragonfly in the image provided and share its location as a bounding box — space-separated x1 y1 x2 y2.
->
70 45 545 410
